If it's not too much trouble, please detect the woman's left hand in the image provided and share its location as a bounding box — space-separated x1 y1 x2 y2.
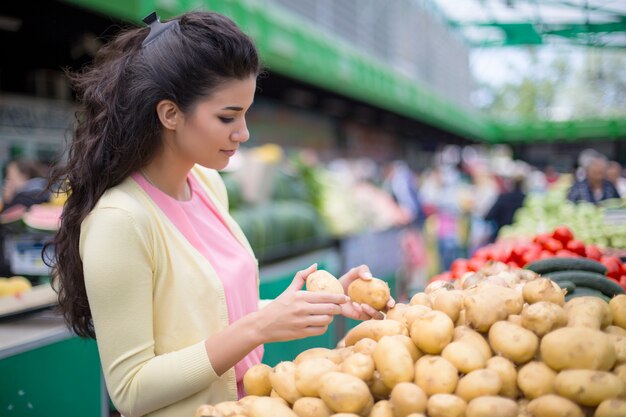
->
338 264 396 321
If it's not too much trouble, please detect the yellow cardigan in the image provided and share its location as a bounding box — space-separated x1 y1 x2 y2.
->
80 165 257 417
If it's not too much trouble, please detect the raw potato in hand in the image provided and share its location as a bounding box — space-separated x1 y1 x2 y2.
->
306 270 345 295
347 277 390 310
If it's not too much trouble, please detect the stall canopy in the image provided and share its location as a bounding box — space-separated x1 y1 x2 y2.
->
429 0 626 49
60 0 626 143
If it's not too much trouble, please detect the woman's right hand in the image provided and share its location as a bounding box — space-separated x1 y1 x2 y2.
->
254 263 348 344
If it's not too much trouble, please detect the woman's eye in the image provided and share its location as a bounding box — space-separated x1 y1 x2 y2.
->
218 116 235 124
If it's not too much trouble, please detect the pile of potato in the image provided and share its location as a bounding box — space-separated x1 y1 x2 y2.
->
196 266 626 417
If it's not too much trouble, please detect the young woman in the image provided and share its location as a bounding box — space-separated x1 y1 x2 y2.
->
46 10 392 417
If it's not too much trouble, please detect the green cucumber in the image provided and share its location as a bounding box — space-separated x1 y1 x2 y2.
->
545 270 624 298
525 257 607 275
565 287 611 303
557 280 576 295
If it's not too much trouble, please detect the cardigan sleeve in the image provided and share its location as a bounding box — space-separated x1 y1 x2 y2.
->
80 206 219 417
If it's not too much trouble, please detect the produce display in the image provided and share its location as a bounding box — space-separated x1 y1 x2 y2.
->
441 225 626 291
0 275 32 297
498 176 626 250
194 264 626 417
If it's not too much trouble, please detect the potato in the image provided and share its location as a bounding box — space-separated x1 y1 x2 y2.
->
507 314 523 326
517 361 557 399
522 278 565 305
409 310 454 354
554 370 624 406
409 292 432 307
605 325 626 337
607 332 626 365
566 296 612 329
248 397 298 417
353 338 377 356
426 394 467 417
238 395 259 409
270 389 289 406
374 335 415 389
292 397 333 417
414 355 458 395
368 400 394 417
455 309 466 327
361 395 374 417
369 370 392 400
340 352 375 382
194 404 218 417
386 303 409 322
453 326 492 360
540 327 616 371
614 364 626 399
214 401 247 416
432 289 464 323
465 284 524 315
318 372 372 414
610 294 626 329
295 348 342 365
526 395 584 417
387 304 431 329
441 341 486 374
306 270 344 294
521 301 567 337
295 357 340 397
345 319 408 346
390 382 427 417
385 334 421 362
485 356 518 398
488 321 538 364
348 277 391 310
403 305 432 329
465 396 518 417
329 414 360 417
463 286 521 332
269 361 302 404
244 363 273 396
595 399 626 417
454 369 502 402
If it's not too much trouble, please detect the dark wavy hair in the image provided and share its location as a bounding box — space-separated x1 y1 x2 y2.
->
45 11 261 338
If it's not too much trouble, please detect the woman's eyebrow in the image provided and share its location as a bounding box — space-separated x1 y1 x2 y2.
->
221 106 243 111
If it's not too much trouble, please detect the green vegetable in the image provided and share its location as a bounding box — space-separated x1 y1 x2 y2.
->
545 270 624 298
525 257 608 276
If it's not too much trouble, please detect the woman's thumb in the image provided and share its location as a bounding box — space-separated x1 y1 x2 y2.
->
287 263 318 292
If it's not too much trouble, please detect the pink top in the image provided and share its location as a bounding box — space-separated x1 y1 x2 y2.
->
132 172 263 398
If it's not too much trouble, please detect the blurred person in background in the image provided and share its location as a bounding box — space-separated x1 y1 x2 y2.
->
1 158 50 212
607 160 626 198
484 172 526 243
0 158 51 276
567 156 620 204
43 11 391 417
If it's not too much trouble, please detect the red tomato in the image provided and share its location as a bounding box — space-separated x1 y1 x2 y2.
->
552 225 574 245
533 233 552 247
539 250 554 260
621 262 626 276
467 257 485 272
619 276 626 291
555 250 578 258
585 245 602 261
542 238 564 253
601 256 623 279
565 240 586 257
521 248 541 266
450 259 469 278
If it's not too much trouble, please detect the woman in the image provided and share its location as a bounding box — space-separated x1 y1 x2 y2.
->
46 11 392 417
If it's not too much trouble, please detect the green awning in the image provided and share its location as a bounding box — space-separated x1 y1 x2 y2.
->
61 0 626 144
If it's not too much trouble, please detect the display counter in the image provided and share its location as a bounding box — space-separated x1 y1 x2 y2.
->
0 309 107 417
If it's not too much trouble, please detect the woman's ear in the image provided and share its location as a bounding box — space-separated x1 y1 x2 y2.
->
155 100 180 131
